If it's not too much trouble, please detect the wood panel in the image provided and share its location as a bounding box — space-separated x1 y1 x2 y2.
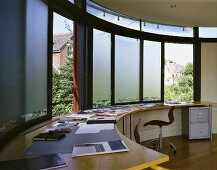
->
147 135 217 170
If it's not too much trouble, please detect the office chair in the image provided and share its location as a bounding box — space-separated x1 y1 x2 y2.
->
134 106 176 154
134 118 157 149
134 118 141 144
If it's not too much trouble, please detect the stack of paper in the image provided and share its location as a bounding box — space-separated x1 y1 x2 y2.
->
66 113 95 119
75 124 114 134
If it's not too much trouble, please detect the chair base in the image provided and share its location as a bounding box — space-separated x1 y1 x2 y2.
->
143 138 176 154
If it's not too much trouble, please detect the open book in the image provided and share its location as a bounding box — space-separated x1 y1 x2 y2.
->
72 140 129 157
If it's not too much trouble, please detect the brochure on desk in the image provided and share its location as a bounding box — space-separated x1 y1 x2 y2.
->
72 140 129 157
0 153 67 170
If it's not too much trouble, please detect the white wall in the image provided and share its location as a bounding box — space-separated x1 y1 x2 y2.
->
201 43 217 102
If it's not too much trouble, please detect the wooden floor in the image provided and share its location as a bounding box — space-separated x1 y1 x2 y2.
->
143 134 217 170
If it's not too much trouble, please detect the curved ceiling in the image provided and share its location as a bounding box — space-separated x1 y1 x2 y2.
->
93 0 217 27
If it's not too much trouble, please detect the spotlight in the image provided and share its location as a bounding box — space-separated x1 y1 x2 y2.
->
170 4 176 8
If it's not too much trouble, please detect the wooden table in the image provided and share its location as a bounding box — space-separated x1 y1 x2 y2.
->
2 102 212 169
1 101 213 169
0 121 169 169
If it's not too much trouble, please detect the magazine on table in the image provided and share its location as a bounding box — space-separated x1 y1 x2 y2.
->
72 140 129 157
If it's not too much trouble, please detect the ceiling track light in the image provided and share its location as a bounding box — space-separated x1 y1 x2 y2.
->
117 16 120 21
144 22 146 26
183 27 185 31
157 24 159 28
103 12 106 17
170 4 176 8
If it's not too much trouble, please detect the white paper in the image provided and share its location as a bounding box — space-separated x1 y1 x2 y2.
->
71 141 129 157
66 113 95 119
75 124 114 134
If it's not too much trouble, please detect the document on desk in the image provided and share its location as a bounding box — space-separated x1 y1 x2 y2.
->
0 153 67 170
75 124 114 134
66 113 95 119
71 140 129 157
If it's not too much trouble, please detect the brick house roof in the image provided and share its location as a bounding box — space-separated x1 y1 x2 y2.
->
53 33 73 52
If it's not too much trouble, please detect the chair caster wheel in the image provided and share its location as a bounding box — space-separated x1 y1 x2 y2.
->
169 144 176 154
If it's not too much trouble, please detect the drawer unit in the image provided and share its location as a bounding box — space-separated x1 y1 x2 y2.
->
182 107 211 139
190 108 209 123
190 123 209 139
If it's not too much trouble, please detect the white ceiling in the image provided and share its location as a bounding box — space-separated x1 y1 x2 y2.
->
93 0 217 27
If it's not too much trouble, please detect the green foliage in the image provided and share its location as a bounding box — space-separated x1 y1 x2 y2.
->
52 57 73 116
144 97 161 101
115 98 139 103
93 100 110 108
25 110 47 121
165 63 193 102
184 63 193 76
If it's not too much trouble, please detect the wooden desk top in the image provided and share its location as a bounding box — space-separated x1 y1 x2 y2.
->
0 121 169 170
0 101 212 169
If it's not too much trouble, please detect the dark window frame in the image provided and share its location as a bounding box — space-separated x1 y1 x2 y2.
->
50 0 217 110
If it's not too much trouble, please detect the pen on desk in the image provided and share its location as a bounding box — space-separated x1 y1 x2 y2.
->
75 143 98 147
58 121 65 123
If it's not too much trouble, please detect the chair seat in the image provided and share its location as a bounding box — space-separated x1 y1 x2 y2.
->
144 120 171 127
144 106 175 127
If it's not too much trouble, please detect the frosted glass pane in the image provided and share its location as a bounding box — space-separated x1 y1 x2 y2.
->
115 35 140 102
143 41 161 101
0 0 48 135
26 0 47 114
199 27 217 38
93 29 111 105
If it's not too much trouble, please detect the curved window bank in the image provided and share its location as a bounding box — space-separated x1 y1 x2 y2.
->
1 0 217 158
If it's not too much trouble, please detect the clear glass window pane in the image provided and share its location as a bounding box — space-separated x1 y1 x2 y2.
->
199 27 217 38
68 0 74 3
115 35 140 103
164 43 193 102
87 0 140 30
142 21 193 37
52 13 74 116
143 41 161 101
93 29 111 108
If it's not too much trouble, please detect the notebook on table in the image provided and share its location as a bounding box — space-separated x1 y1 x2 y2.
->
32 132 65 141
71 140 129 157
0 153 67 170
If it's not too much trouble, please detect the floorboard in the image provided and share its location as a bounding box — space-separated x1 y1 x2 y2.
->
142 134 217 170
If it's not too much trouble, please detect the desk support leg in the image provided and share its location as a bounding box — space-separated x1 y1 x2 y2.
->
209 104 212 141
130 115 132 139
123 117 125 135
130 114 134 140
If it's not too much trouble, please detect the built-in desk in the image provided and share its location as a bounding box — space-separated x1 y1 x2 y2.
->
0 120 169 170
114 101 211 141
0 101 213 169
